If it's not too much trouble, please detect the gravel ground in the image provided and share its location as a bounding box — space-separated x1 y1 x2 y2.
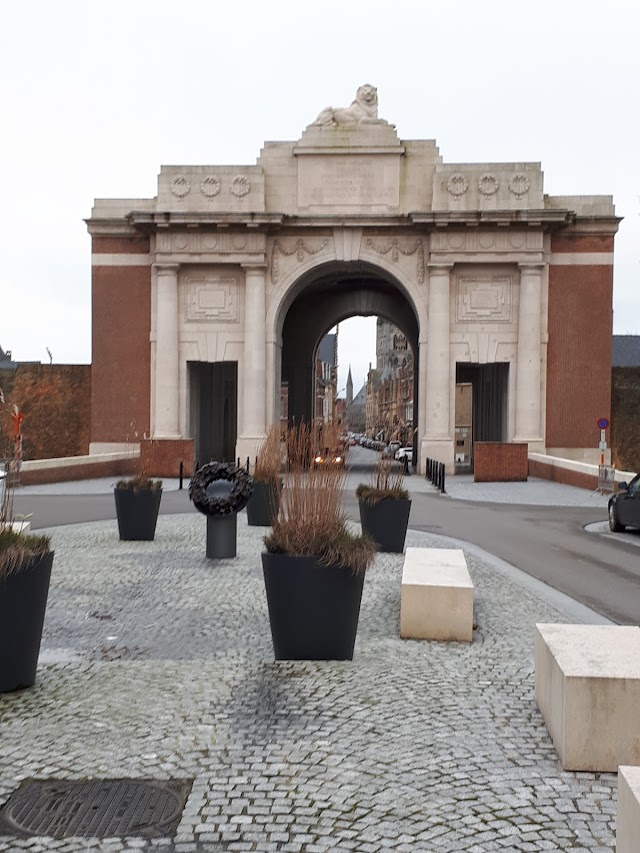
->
0 514 617 852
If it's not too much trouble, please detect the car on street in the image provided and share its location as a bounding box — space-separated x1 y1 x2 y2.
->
312 447 346 469
394 446 413 464
608 473 640 532
382 441 401 459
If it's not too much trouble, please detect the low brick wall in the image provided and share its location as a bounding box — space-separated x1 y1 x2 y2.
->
528 458 597 490
18 454 138 486
140 439 195 478
528 452 636 492
474 442 529 482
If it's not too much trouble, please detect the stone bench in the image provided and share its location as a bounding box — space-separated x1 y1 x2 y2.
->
618 766 640 853
400 547 473 642
534 624 640 771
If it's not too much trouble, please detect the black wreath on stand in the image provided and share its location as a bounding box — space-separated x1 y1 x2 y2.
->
189 462 253 516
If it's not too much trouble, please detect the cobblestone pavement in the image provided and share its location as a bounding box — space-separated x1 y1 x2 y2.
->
0 514 617 852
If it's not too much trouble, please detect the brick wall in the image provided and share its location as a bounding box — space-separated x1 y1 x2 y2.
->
19 457 137 486
546 237 613 448
91 254 151 444
528 458 597 490
474 442 528 482
140 438 195 478
0 365 91 460
92 236 150 254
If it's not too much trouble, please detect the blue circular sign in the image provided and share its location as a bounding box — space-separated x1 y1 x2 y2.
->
597 417 609 429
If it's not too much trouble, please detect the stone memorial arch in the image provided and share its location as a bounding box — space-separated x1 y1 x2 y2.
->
88 85 618 474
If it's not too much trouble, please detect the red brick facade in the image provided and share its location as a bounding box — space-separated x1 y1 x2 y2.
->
474 442 528 482
546 236 613 449
91 263 151 443
140 438 195 478
92 236 151 254
550 234 614 254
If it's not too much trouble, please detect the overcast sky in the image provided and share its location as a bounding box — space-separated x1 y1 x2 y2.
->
1 0 638 397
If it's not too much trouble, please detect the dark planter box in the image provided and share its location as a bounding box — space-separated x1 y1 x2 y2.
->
358 497 411 553
246 480 280 527
114 488 162 541
0 551 54 692
262 553 366 660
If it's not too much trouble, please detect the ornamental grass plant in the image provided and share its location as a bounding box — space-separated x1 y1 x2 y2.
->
253 425 282 484
356 456 410 506
264 423 376 574
115 430 162 492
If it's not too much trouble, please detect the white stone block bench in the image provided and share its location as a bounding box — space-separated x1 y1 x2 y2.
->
534 624 640 771
618 766 640 853
400 547 473 642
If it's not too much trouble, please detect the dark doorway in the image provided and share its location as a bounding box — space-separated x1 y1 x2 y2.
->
188 361 237 464
456 363 509 469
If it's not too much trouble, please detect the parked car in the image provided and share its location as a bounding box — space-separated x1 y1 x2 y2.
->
608 474 640 532
382 442 401 459
394 447 413 464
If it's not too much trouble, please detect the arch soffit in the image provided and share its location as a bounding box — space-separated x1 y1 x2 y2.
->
266 252 425 343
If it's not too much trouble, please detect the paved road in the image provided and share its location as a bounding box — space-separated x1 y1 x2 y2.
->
13 447 640 625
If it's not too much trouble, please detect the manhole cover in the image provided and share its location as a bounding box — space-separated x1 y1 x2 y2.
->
0 779 192 839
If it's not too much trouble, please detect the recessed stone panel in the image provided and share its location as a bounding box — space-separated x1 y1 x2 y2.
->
457 277 512 323
185 277 239 323
297 154 400 209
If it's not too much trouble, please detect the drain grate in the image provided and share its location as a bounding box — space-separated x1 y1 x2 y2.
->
0 778 192 839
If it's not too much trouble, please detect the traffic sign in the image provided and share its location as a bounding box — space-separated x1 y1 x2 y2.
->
597 417 609 430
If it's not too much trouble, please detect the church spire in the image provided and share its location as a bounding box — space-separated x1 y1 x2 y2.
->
346 365 353 407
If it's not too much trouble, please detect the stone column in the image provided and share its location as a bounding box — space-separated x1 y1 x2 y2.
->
238 264 267 458
515 263 544 444
422 263 454 470
153 263 180 438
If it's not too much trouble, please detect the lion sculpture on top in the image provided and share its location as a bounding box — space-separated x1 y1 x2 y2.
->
313 84 381 126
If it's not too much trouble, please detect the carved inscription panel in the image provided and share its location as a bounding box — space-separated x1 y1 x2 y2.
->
185 277 239 323
297 155 400 208
456 277 512 323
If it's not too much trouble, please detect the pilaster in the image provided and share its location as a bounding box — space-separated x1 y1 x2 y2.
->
153 263 181 438
422 263 454 471
237 264 268 460
514 262 544 446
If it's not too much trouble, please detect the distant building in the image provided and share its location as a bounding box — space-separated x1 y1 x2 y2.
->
0 346 18 370
374 319 414 442
346 366 353 407
612 336 640 367
315 333 337 424
346 384 366 433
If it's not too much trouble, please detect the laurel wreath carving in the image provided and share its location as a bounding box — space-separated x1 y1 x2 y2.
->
270 239 329 283
365 239 425 285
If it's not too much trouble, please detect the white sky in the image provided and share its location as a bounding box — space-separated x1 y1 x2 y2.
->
1 0 638 398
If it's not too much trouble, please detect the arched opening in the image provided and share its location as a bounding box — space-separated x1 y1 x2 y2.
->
278 261 420 467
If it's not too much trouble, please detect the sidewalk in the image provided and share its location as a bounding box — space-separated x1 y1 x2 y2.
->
0 512 616 852
16 470 611 509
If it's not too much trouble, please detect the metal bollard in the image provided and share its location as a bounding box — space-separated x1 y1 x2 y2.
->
246 456 250 472
179 461 184 490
